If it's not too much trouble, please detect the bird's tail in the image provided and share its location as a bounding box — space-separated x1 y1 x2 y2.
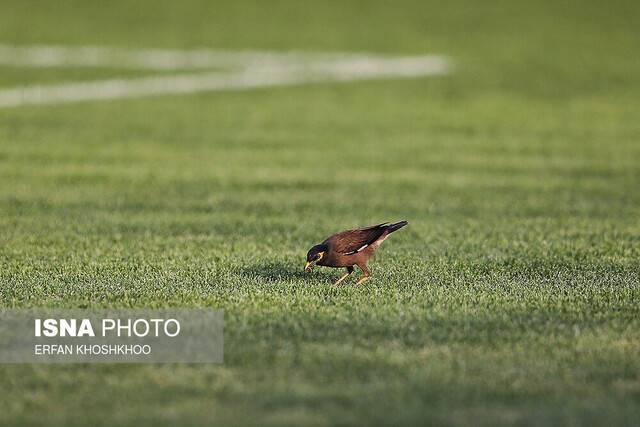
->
386 220 408 234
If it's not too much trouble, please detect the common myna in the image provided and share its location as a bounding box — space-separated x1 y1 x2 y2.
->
304 221 408 285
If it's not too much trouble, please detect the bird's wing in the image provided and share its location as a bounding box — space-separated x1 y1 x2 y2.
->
327 224 388 255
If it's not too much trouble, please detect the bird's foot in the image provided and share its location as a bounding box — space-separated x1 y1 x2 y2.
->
332 272 351 287
355 276 370 286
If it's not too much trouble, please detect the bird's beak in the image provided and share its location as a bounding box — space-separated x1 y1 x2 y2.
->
304 261 314 273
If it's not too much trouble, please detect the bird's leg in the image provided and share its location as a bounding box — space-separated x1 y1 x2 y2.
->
355 276 370 286
333 266 354 286
355 263 371 286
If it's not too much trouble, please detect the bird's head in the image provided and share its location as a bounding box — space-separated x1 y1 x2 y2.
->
304 244 327 272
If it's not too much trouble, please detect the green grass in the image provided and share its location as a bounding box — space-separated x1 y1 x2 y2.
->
1 0 640 425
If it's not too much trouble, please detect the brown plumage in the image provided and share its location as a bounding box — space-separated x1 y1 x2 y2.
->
304 221 408 285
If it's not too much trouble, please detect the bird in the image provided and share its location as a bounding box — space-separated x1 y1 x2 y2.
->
304 220 408 286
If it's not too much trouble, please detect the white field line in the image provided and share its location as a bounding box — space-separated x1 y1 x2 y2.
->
0 44 420 71
0 45 450 108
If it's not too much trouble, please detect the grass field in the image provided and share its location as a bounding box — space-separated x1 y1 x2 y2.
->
1 0 640 425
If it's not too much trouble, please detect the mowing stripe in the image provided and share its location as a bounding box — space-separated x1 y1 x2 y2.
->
0 45 450 108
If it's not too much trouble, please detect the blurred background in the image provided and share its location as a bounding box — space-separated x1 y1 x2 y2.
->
1 1 639 426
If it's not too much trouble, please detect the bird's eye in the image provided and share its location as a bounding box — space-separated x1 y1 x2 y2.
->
316 252 324 261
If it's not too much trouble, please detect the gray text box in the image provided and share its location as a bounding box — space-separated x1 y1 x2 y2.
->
0 309 223 363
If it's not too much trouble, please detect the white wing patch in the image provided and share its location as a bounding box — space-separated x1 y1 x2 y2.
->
343 244 369 255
